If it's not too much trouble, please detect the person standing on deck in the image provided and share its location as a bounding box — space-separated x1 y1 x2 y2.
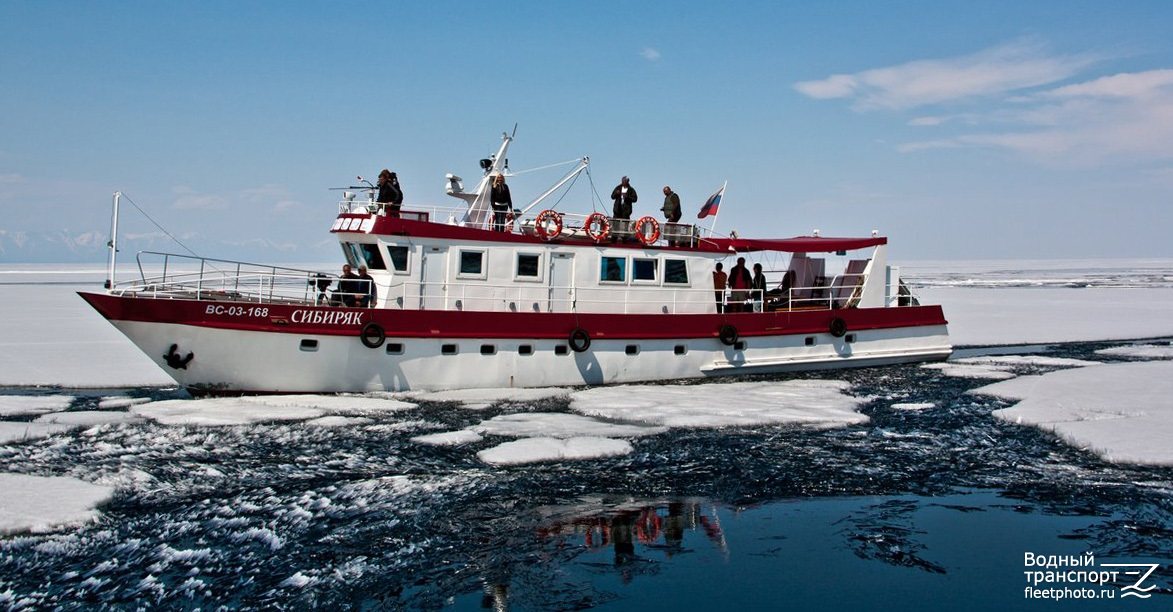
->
335 264 360 307
611 176 637 220
751 263 767 312
661 185 681 246
728 257 752 313
377 170 403 217
713 262 727 314
490 174 513 232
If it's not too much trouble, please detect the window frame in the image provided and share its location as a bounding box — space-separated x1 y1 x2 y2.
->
663 258 690 286
514 252 544 283
386 245 411 275
456 249 488 280
631 257 659 284
599 255 628 284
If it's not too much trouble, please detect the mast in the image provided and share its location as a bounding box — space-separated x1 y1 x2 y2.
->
105 190 121 290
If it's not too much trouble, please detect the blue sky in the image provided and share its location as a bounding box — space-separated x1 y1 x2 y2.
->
3 1 1172 262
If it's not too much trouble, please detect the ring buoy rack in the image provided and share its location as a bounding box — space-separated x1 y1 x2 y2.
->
535 209 563 241
635 216 661 246
360 322 386 348
584 213 610 243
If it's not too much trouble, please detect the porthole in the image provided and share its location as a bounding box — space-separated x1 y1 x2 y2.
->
480 344 497 355
674 345 687 355
554 345 569 356
385 343 404 355
845 333 857 343
805 337 816 346
299 339 319 352
734 341 745 351
518 345 534 355
442 344 458 355
625 345 640 355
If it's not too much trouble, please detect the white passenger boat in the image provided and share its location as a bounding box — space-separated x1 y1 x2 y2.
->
80 132 951 394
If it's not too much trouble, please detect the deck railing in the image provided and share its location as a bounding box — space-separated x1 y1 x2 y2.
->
107 252 912 315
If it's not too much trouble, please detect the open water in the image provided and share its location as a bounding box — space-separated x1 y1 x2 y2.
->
1 339 1172 610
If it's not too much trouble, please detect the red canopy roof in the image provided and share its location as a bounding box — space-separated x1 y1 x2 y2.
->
705 235 887 253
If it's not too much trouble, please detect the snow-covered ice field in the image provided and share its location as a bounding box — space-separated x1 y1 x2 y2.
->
1 260 1172 608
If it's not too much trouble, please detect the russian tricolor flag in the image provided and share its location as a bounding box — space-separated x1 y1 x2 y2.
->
697 185 724 219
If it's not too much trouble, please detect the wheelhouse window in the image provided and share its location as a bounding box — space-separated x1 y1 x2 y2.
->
458 250 486 278
600 256 626 283
516 253 541 281
388 245 409 273
632 258 657 282
358 243 386 270
664 259 689 285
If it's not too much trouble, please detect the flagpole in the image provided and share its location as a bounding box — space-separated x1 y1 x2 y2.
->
708 180 727 236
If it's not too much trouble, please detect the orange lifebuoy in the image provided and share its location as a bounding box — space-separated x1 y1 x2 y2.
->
535 209 563 240
635 216 661 245
584 212 610 243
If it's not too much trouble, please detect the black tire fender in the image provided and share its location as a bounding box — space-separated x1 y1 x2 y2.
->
718 324 739 346
569 328 591 352
829 317 848 338
360 322 386 349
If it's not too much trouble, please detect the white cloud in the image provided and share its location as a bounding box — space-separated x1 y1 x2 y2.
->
899 68 1173 165
171 186 230 210
795 38 1097 110
640 47 661 62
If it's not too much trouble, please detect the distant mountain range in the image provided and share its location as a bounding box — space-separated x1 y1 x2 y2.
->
0 229 334 263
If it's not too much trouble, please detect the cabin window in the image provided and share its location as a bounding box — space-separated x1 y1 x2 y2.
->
805 337 816 346
388 246 410 273
734 341 746 351
600 256 626 283
458 250 486 278
480 344 496 355
632 258 657 282
625 345 640 355
340 242 360 267
442 344 458 355
358 243 386 270
664 259 689 285
674 345 687 355
845 333 857 343
515 253 541 281
554 345 569 355
518 345 534 355
299 339 318 352
385 343 404 354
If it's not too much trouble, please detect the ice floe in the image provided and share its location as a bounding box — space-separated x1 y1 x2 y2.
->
411 430 485 447
34 411 143 427
400 387 572 409
477 437 634 466
0 394 74 416
0 473 114 535
130 394 415 426
891 402 935 411
923 355 1096 380
0 422 75 444
569 380 868 429
473 412 667 439
975 361 1173 465
1096 343 1173 359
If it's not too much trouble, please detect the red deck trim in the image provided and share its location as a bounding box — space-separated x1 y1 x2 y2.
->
80 292 947 341
331 214 887 254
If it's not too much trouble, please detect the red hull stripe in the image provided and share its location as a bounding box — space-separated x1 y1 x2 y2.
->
80 292 947 340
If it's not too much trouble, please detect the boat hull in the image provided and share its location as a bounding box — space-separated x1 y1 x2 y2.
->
79 292 951 393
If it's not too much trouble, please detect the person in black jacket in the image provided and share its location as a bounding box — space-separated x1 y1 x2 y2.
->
335 264 360 307
377 169 403 217
751 263 767 312
611 176 637 220
490 174 513 232
357 265 377 308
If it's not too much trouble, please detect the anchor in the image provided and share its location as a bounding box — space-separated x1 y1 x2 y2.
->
163 344 194 370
